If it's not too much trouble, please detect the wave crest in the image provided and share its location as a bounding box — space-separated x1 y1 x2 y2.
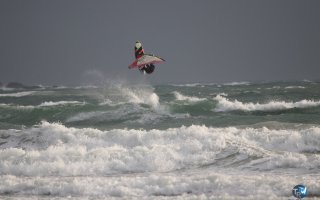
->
214 94 320 112
0 91 35 97
173 91 206 103
0 101 85 110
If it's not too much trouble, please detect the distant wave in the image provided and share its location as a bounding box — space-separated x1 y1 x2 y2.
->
38 101 85 107
0 103 34 109
266 86 281 90
171 83 202 87
171 82 251 87
173 91 206 103
285 86 305 89
0 91 36 97
214 94 320 112
53 86 68 89
75 85 99 89
223 81 250 86
0 101 85 109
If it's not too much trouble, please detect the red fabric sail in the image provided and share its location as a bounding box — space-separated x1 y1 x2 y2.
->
129 54 165 69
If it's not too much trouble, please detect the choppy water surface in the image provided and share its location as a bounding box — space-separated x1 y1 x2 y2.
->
0 81 320 199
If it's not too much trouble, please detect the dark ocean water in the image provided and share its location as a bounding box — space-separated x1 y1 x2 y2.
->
0 81 319 199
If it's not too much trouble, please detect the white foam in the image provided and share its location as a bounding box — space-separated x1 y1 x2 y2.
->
223 81 250 86
173 91 206 103
1 122 320 198
125 88 160 109
171 83 202 87
98 98 114 106
66 83 172 124
0 91 35 97
76 82 164 112
109 84 163 111
0 103 34 109
0 101 85 110
285 86 306 89
75 85 99 89
214 94 320 112
1 122 320 177
266 86 281 90
0 169 318 199
39 101 85 107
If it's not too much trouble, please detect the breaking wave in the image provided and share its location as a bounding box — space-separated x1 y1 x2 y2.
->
0 122 319 177
171 83 202 87
39 101 85 107
223 81 250 86
173 91 206 103
0 91 36 97
1 171 318 199
214 94 320 112
1 121 320 198
100 84 161 110
285 86 306 89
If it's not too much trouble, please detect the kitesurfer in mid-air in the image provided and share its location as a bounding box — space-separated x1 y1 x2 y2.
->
134 41 155 74
128 41 164 74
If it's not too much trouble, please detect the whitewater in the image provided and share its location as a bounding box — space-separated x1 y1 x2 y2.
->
0 81 320 199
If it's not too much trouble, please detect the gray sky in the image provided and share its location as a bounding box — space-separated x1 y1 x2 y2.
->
1 0 320 85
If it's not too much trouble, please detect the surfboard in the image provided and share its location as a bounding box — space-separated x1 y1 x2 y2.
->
129 54 165 69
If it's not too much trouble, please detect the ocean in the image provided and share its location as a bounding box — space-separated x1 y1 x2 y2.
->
0 80 319 199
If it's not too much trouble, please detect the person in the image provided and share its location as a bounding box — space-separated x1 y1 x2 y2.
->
139 64 155 74
135 41 156 74
135 41 144 59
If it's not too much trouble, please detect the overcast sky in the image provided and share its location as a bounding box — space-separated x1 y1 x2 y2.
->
0 0 319 85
